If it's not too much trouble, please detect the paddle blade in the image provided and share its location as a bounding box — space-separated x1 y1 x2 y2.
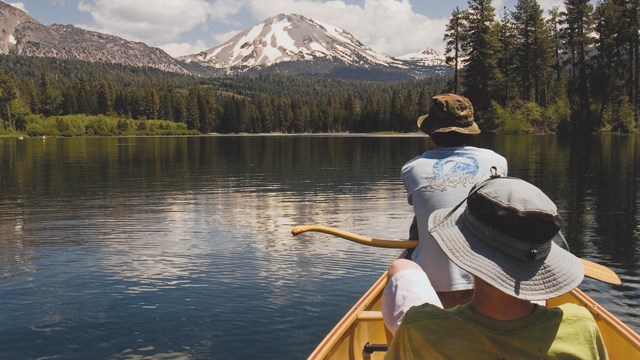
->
581 259 622 285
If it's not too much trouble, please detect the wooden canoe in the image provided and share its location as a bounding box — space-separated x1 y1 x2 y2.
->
309 262 640 360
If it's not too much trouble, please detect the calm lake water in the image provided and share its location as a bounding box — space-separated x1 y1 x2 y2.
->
0 135 638 359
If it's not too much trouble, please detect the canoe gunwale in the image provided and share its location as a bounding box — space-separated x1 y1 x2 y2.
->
308 270 389 360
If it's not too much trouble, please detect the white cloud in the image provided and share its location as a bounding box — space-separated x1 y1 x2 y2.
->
76 0 245 43
213 30 242 44
159 40 209 57
248 0 449 56
537 0 565 12
208 0 251 21
494 0 506 14
8 2 27 12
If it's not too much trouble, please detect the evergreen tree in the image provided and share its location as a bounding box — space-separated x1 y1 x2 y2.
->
444 7 466 93
547 6 563 85
255 95 274 132
96 79 116 115
290 96 308 133
234 97 248 133
561 0 595 131
417 88 431 116
345 93 362 131
512 0 553 104
172 91 187 124
404 88 418 131
496 8 517 105
9 98 31 131
0 71 18 129
390 90 406 131
186 84 201 130
594 0 637 132
148 89 161 119
21 80 41 114
38 72 62 116
75 76 93 114
461 0 501 115
160 90 173 120
62 87 78 115
198 87 216 134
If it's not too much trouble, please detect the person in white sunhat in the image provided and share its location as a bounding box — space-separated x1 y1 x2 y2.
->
382 177 608 359
403 93 507 308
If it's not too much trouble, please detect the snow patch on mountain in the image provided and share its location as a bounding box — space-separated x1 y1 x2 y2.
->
179 13 403 69
397 48 446 66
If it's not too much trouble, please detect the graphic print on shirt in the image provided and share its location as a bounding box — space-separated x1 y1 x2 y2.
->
426 155 481 192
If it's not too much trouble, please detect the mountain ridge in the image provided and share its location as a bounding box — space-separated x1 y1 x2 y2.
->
0 1 189 74
0 2 449 81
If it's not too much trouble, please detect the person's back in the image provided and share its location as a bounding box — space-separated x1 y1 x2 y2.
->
402 94 507 307
387 299 606 359
383 177 608 359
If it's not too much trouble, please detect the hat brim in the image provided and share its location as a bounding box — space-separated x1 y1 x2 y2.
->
417 115 481 135
428 207 584 300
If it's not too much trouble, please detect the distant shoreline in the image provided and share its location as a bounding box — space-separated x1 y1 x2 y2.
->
2 132 429 139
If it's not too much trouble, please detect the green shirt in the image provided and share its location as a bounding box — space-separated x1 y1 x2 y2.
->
385 303 608 359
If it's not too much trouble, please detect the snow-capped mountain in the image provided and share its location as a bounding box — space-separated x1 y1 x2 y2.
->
179 13 404 69
397 48 447 67
179 13 449 80
0 1 189 74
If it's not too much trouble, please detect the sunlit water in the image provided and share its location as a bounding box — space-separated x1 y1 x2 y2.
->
0 135 638 359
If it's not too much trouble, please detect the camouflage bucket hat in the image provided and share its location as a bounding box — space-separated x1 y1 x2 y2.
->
417 93 481 135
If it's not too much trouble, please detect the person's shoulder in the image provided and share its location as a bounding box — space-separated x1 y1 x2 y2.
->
556 303 596 321
401 303 456 325
402 150 441 168
542 303 600 334
463 146 507 162
464 146 504 155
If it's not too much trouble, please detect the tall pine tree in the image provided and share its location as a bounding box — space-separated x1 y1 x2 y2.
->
496 8 517 105
512 0 553 105
444 7 466 94
461 0 501 116
561 0 595 131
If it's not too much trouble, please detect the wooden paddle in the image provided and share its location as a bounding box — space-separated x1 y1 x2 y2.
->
292 224 622 286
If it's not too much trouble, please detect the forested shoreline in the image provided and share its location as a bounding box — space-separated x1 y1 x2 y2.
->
0 0 638 137
0 56 449 136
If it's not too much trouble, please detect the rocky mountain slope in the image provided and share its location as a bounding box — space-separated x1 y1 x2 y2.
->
0 1 189 74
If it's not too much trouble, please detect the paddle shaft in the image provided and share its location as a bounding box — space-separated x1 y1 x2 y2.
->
291 224 622 285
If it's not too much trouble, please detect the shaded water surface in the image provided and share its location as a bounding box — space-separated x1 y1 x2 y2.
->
0 135 638 359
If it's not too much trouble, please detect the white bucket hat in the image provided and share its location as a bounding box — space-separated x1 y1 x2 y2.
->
428 177 584 300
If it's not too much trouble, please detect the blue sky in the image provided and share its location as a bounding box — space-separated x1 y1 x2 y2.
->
8 0 564 57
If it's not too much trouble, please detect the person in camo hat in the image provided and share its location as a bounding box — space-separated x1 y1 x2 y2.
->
402 93 508 308
382 177 607 359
